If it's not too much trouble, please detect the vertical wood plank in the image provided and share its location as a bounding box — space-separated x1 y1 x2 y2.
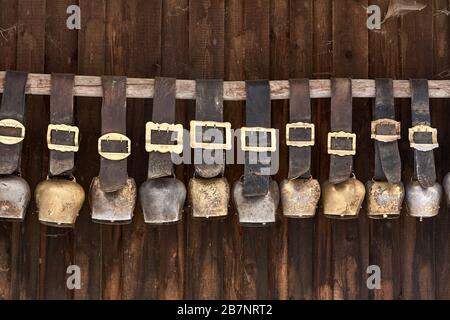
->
400 2 435 300
156 0 189 300
241 0 272 300
0 0 18 300
332 0 369 300
368 0 402 300
121 0 162 300
74 0 105 300
223 0 244 300
434 0 450 300
101 0 129 300
187 0 225 300
313 0 333 300
16 0 46 300
40 0 79 300
287 0 314 300
269 0 289 300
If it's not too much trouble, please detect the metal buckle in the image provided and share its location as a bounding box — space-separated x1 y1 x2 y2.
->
240 127 277 152
98 133 131 161
408 124 438 151
46 124 80 152
371 119 401 142
0 119 25 145
327 131 356 156
286 122 315 147
190 120 232 150
145 122 183 154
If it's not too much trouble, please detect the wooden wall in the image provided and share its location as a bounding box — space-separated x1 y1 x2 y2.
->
0 0 449 300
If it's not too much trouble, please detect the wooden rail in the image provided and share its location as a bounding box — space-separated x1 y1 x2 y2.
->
1 72 450 99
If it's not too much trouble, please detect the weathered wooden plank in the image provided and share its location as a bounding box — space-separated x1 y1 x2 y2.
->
156 0 189 300
0 0 18 301
313 0 333 300
74 0 105 300
121 0 162 300
2 72 450 99
434 0 450 300
101 0 129 300
16 0 46 300
400 1 435 300
186 0 225 300
240 0 272 300
269 0 289 300
332 0 369 300
223 0 244 300
40 0 78 300
368 0 402 300
286 0 314 300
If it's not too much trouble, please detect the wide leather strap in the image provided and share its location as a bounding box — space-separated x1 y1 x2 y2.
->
147 77 176 179
49 73 76 177
194 79 225 178
373 79 401 183
243 80 271 196
329 78 353 184
0 71 28 175
288 79 312 179
99 76 129 192
411 79 436 188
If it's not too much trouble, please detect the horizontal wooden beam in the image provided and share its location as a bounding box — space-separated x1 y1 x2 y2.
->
1 72 450 100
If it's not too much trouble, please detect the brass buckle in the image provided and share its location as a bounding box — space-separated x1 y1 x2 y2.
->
286 122 315 147
371 119 401 142
190 120 232 150
0 119 25 145
46 124 80 152
98 133 131 161
145 122 183 154
241 127 277 152
408 124 438 151
327 131 356 156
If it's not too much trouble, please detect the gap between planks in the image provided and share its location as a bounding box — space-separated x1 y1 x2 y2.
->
1 72 450 99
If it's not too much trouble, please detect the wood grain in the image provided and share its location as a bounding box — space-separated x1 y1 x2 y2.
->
270 0 288 300
368 0 402 300
73 0 105 300
0 0 448 300
151 0 187 300
287 0 314 300
434 0 450 300
223 0 244 300
331 0 369 300
240 0 272 300
0 0 18 301
16 0 46 300
121 0 163 300
313 0 333 300
186 0 225 300
2 72 450 99
400 1 435 300
40 0 79 300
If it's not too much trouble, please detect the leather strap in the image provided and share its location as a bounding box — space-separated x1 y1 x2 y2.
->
373 79 401 183
49 73 76 177
147 77 176 179
288 79 312 179
0 71 28 175
243 80 271 196
329 78 353 184
194 79 225 178
99 76 128 192
411 79 436 188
